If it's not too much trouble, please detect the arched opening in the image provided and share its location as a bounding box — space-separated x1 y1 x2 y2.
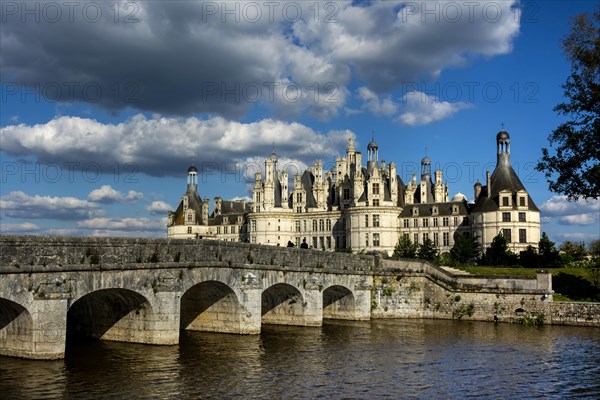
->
0 298 34 357
66 289 152 345
180 281 241 333
262 283 305 326
323 285 356 320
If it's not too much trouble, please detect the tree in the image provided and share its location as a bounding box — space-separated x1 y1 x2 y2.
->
484 233 517 266
393 235 417 258
559 241 588 264
519 245 540 268
587 239 600 288
538 232 560 267
417 238 439 261
450 234 479 264
536 5 600 200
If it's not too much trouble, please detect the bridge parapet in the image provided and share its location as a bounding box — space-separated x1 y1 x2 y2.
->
0 236 374 275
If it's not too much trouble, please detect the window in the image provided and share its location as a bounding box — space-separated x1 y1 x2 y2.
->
313 237 318 248
372 199 380 206
296 207 302 213
423 232 429 242
365 233 369 247
343 188 350 200
502 196 509 207
251 221 256 232
326 219 332 231
414 233 419 244
433 218 438 227
217 226 221 234
519 196 526 207
319 219 324 231
453 205 459 214
373 215 380 228
319 237 324 249
327 236 331 249
296 193 303 203
519 212 526 222
519 229 527 243
365 215 369 227
503 229 512 243
303 220 307 231
432 206 438 215
251 236 256 243
413 219 418 228
313 220 317 231
453 217 458 226
442 217 449 227
403 233 409 240
404 219 409 228
231 226 236 234
296 221 301 232
412 207 419 216
502 212 511 222
373 233 380 247
187 227 192 234
224 226 228 234
443 232 450 246
372 183 380 195
433 232 439 246
423 218 429 227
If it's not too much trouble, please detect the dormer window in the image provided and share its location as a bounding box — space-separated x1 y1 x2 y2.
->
432 206 438 215
502 196 510 207
519 196 527 207
452 205 459 214
412 207 419 216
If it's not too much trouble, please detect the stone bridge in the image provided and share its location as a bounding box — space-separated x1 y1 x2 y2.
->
0 236 373 359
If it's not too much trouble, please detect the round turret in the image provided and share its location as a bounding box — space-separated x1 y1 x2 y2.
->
188 165 198 173
452 192 467 202
496 130 510 141
367 139 379 151
421 155 431 165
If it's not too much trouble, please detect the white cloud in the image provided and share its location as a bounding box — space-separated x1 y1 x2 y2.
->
0 115 354 177
357 87 398 116
1 1 520 118
88 185 144 204
77 217 166 231
145 201 173 215
540 196 600 216
0 222 40 233
540 196 600 226
558 214 599 226
555 232 600 243
398 91 471 126
0 191 102 220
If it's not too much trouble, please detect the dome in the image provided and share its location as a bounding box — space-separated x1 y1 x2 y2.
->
452 192 467 202
367 139 378 150
497 130 510 141
421 155 431 165
269 150 278 161
187 165 198 173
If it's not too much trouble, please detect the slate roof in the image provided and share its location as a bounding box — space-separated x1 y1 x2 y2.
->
399 200 471 217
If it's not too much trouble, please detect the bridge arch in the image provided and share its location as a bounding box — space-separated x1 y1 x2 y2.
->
0 298 34 357
323 285 358 320
262 283 306 326
66 288 153 344
180 281 241 334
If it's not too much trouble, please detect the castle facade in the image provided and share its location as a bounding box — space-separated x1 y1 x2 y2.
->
167 130 541 256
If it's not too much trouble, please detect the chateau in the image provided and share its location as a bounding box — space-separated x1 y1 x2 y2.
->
167 130 541 255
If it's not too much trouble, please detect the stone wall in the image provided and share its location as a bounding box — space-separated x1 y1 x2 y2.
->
0 235 373 275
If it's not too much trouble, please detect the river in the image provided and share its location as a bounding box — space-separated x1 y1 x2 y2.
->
1 319 599 399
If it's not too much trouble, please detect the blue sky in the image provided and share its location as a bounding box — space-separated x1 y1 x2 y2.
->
1 0 598 244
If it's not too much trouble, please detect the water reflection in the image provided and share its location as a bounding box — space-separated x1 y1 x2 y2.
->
0 320 598 399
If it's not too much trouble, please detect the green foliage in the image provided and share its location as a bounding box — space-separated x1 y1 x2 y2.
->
559 241 588 264
519 245 540 268
450 234 479 264
417 238 439 261
521 314 545 326
483 233 517 266
538 232 560 267
536 5 600 200
554 272 600 301
393 235 417 259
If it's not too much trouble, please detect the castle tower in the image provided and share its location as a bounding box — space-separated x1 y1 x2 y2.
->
419 156 433 203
